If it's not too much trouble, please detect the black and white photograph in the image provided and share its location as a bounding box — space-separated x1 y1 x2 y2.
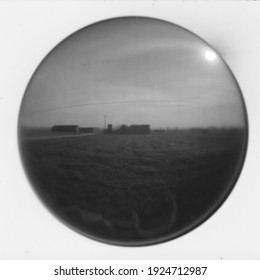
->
1 1 260 259
18 17 247 246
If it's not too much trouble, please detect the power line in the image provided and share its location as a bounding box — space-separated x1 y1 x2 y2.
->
23 99 188 117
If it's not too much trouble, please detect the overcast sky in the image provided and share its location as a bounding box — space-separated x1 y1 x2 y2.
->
19 17 246 129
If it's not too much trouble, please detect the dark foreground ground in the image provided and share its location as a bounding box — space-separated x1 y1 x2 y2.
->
19 128 247 245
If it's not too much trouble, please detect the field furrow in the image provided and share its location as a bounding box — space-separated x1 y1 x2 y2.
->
20 128 246 243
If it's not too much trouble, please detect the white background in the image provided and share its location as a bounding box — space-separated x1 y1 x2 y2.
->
0 1 260 260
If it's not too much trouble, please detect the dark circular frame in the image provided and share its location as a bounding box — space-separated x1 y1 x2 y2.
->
18 16 249 246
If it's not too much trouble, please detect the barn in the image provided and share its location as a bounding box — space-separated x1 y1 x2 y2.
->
115 124 150 134
107 124 113 133
79 127 96 133
51 125 79 133
129 124 150 134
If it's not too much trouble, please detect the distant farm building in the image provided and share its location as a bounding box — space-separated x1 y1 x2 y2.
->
129 125 150 134
107 124 113 133
51 125 79 133
152 129 166 133
79 127 97 133
108 124 150 134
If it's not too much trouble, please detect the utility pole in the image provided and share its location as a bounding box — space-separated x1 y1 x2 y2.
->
104 114 107 130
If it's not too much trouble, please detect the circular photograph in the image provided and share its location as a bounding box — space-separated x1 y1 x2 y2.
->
18 17 248 246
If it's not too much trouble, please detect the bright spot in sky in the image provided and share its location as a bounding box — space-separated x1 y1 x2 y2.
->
205 50 217 61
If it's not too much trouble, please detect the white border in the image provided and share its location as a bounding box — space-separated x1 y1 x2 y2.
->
0 1 260 259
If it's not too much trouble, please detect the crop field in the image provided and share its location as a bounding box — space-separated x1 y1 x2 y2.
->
20 128 246 244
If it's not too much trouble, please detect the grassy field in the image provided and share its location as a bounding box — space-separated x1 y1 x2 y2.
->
19 128 247 244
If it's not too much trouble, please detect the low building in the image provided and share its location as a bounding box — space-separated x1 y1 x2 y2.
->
79 127 95 133
51 125 79 133
115 124 150 134
107 124 113 133
129 124 150 134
